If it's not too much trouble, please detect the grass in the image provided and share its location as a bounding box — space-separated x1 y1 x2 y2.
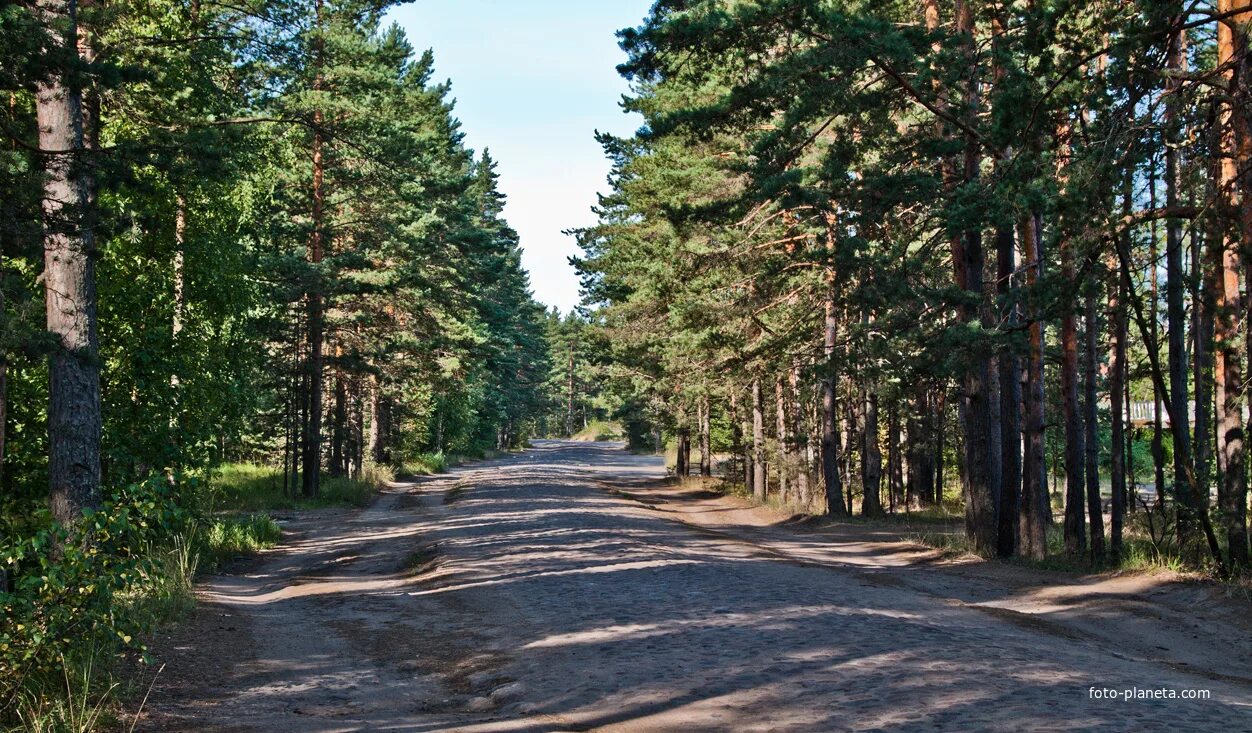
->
398 452 447 476
195 514 283 572
571 420 624 442
206 463 380 512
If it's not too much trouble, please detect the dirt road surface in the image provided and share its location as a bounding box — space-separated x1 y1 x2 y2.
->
140 441 1252 732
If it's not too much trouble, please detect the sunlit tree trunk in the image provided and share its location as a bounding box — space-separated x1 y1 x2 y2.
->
1084 292 1105 557
790 362 809 503
776 375 790 502
699 394 712 477
1217 0 1250 567
752 378 766 501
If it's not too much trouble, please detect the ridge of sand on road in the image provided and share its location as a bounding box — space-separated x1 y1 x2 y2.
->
137 441 1252 732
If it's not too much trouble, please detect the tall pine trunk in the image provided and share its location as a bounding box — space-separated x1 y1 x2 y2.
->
1217 0 1250 567
1058 117 1086 556
1109 211 1129 557
699 394 712 477
776 375 791 502
821 282 845 514
752 378 766 501
1083 293 1105 557
1165 22 1195 546
790 363 809 504
1020 213 1049 559
37 0 103 523
302 3 327 497
953 0 998 553
996 223 1021 557
862 387 882 517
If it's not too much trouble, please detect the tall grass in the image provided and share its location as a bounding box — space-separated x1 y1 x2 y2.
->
206 463 378 511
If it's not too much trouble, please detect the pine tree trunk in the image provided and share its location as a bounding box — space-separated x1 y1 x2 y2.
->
730 390 747 490
370 381 390 465
996 224 1021 556
566 346 576 436
331 367 346 477
941 390 946 506
1109 235 1129 558
790 363 809 504
887 402 900 514
38 0 103 523
1020 213 1049 559
776 375 790 503
862 388 882 517
676 423 690 478
821 286 845 514
1061 298 1085 554
302 43 327 497
351 373 363 479
1059 118 1087 556
953 0 998 553
1084 292 1106 557
1149 168 1167 509
1217 0 1250 568
1165 22 1195 547
752 378 766 501
699 395 712 477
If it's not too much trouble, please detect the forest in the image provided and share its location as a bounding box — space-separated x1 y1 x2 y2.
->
0 0 577 724
573 0 1252 574
4 0 1252 729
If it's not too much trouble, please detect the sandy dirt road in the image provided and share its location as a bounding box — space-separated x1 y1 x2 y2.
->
140 441 1252 732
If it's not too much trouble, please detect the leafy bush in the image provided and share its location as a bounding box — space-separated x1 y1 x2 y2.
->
0 478 189 716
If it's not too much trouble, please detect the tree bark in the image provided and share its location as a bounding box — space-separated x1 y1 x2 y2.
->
821 283 845 515
790 362 809 504
699 394 712 477
1020 213 1049 559
37 0 103 523
1165 22 1195 547
1109 209 1129 558
1217 0 1250 568
953 0 998 554
862 387 882 518
752 378 766 501
996 223 1021 557
302 1 327 497
776 375 791 502
1084 292 1106 558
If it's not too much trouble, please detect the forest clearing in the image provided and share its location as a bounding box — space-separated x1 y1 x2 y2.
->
5 0 1252 731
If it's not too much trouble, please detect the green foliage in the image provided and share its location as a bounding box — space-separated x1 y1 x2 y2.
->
572 420 625 442
207 464 376 512
196 515 283 573
0 479 188 714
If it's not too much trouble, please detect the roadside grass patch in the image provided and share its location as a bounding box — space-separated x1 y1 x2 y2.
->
207 463 377 512
571 420 624 442
196 514 283 572
400 452 447 476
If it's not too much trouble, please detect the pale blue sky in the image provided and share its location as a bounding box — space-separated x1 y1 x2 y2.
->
386 1 653 314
